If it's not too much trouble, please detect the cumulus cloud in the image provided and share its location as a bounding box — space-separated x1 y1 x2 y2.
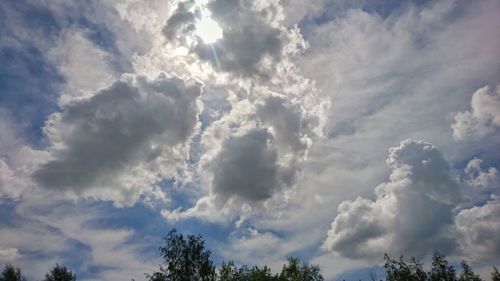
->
201 94 313 205
464 158 499 191
456 158 500 261
156 0 327 221
163 91 318 220
456 196 500 260
33 73 202 206
324 139 460 259
452 85 500 140
211 128 287 203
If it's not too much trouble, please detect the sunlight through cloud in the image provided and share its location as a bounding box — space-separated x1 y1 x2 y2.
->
195 12 223 44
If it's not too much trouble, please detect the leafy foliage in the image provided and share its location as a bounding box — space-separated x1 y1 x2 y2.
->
0 264 26 281
384 254 427 281
43 264 76 281
492 267 500 281
278 257 324 281
459 261 482 281
429 251 456 281
147 229 216 281
218 261 277 281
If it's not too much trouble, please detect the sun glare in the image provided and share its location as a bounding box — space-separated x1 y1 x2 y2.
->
195 14 223 44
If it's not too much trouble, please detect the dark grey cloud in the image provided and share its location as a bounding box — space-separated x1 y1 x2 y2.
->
33 73 201 205
211 129 280 203
202 93 313 207
324 139 460 259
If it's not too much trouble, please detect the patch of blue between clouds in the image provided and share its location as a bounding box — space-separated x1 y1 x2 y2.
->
0 198 18 227
79 198 233 265
0 0 131 146
0 1 63 145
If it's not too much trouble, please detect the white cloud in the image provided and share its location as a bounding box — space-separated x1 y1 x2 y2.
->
452 85 500 140
47 30 117 104
464 158 499 191
324 139 460 259
0 111 48 199
2 196 157 281
0 247 20 262
456 195 500 261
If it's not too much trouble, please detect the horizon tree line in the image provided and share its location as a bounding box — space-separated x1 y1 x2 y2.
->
1 229 499 281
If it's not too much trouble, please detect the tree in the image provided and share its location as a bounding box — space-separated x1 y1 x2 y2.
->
147 229 216 281
492 267 500 281
43 264 77 281
218 262 240 281
218 261 278 281
428 251 457 281
458 261 481 281
384 254 427 281
0 264 26 281
278 257 324 281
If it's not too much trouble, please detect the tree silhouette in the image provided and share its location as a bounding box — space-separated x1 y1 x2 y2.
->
492 267 500 281
0 264 26 281
384 254 426 281
43 264 76 281
1 234 497 281
458 261 481 281
218 261 279 281
147 229 216 281
278 257 324 281
428 251 456 281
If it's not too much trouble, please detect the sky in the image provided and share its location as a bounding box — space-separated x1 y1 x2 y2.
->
0 0 499 280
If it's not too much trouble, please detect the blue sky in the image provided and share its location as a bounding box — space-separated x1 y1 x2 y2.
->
0 0 499 280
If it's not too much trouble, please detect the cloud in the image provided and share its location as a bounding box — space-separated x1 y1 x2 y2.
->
324 139 460 259
0 196 158 281
162 0 306 78
47 30 117 104
33 73 202 206
452 85 500 140
156 0 327 221
204 95 312 205
464 158 499 191
199 0 285 77
0 247 19 262
211 129 280 203
456 158 500 261
456 196 500 261
162 92 318 221
0 111 48 199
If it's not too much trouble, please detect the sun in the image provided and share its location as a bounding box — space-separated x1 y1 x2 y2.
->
195 13 223 44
